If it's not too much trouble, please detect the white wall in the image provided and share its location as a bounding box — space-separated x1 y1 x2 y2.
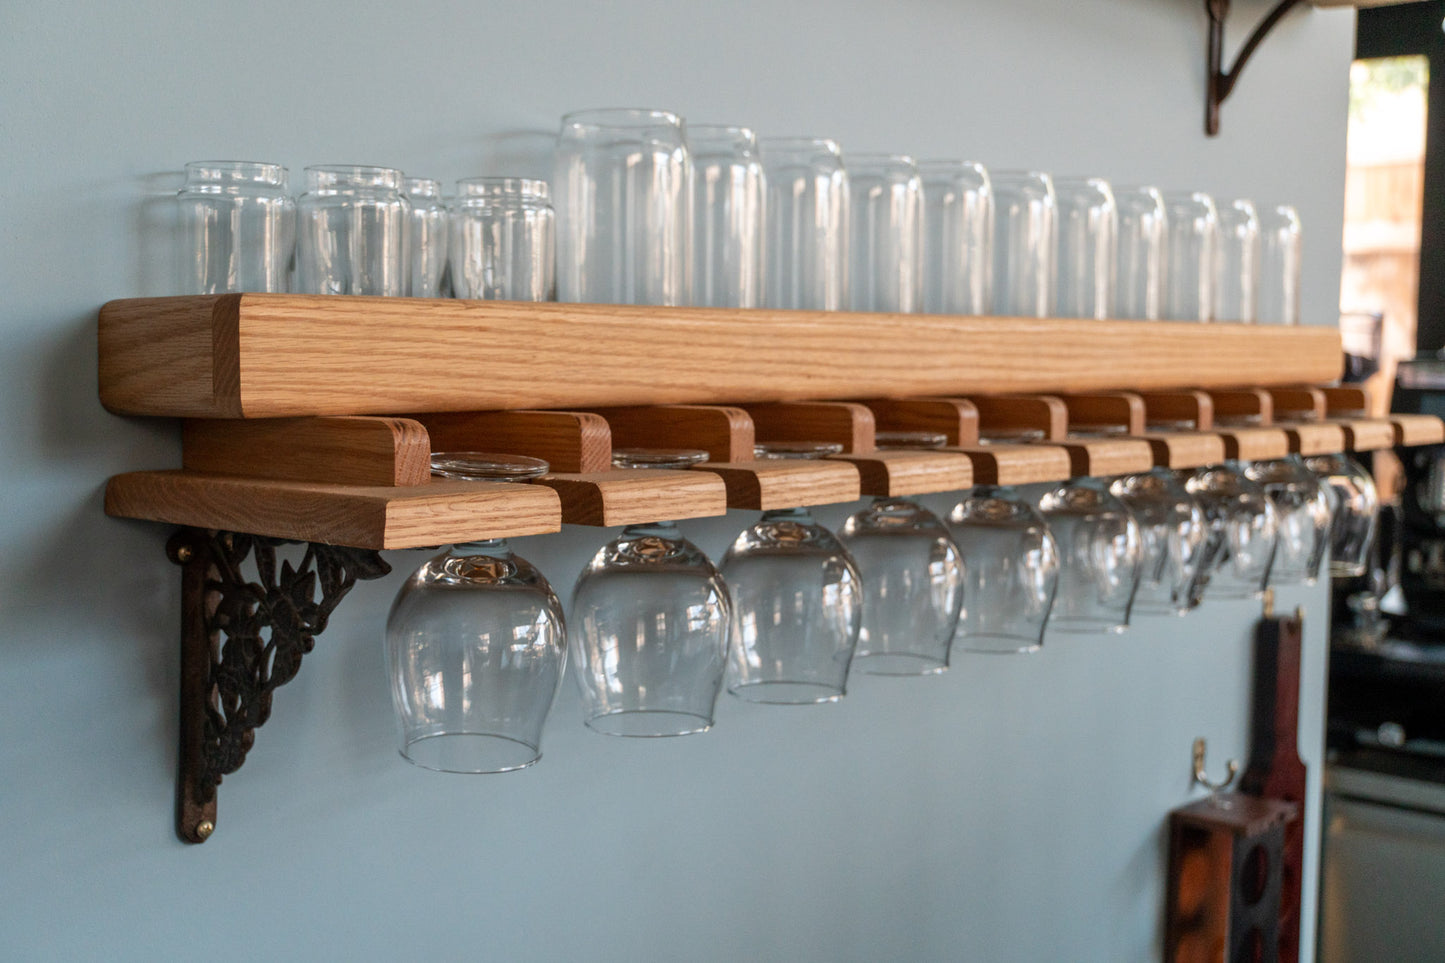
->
0 1 1351 959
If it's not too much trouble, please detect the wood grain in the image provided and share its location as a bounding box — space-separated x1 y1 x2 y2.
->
1265 387 1327 422
696 460 861 510
1282 423 1347 457
969 395 1070 440
1218 427 1290 461
1054 438 1155 477
182 416 431 486
1321 386 1370 416
1059 392 1146 434
945 444 1073 486
411 410 612 473
1392 414 1445 447
97 295 1344 418
105 470 562 549
1209 389 1274 424
1141 432 1227 469
533 469 727 526
744 401 876 453
831 450 974 497
593 405 755 462
862 397 980 446
1329 418 1398 452
1138 390 1215 430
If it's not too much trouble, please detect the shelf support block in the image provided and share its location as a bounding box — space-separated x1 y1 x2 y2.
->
1205 0 1305 136
169 529 390 844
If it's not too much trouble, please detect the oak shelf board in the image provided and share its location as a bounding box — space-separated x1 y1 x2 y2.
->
1329 418 1397 452
98 295 1344 419
534 469 728 527
945 444 1074 486
831 450 975 498
695 460 861 511
1217 427 1291 462
1055 438 1155 477
1392 414 1445 447
105 471 563 550
1141 431 1227 470
1280 422 1348 457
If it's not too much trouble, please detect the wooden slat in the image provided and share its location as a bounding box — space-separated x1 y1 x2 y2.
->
1283 422 1347 457
1140 432 1227 470
862 397 980 446
1138 390 1215 430
696 460 860 510
969 395 1070 440
104 470 562 549
1322 386 1370 416
410 410 612 473
744 402 876 453
1265 387 1328 422
97 295 1344 418
1330 418 1397 451
1208 389 1274 424
1218 427 1290 461
182 416 430 486
946 444 1073 486
533 469 727 526
593 405 754 462
1059 392 1146 434
1391 414 1445 447
831 450 974 497
1054 438 1154 477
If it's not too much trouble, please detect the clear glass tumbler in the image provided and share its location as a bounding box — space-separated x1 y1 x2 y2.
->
386 453 564 773
554 108 691 306
723 442 861 703
1037 476 1142 633
1258 204 1302 325
847 153 923 313
761 137 850 310
1111 468 1206 616
177 160 294 294
918 160 992 315
1114 186 1167 321
947 485 1059 653
449 178 556 301
1186 462 1278 600
1053 177 1117 320
689 124 765 308
838 439 964 674
570 448 730 736
1245 455 1332 586
1161 191 1218 322
990 170 1056 318
296 165 411 296
405 177 449 298
1304 452 1379 578
1213 198 1259 323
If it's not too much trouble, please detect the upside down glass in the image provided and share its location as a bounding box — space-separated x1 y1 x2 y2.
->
761 137 849 310
555 108 691 306
1038 476 1142 633
570 448 729 736
177 160 294 294
1304 452 1379 577
847 153 923 313
689 124 765 308
296 165 411 296
918 160 992 315
1246 455 1332 586
723 442 862 702
948 483 1059 653
386 453 564 773
1186 463 1278 600
1111 468 1206 616
1053 176 1117 320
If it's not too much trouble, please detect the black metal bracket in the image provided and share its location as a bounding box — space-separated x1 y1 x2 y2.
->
1206 0 1305 136
167 529 390 844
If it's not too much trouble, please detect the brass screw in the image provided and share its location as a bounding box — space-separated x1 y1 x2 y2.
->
175 545 194 563
195 820 214 840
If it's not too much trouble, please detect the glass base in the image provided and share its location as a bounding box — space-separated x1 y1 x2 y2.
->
1132 600 1190 618
584 709 713 738
1049 616 1129 635
852 652 948 676
400 733 541 774
728 680 845 704
955 633 1042 654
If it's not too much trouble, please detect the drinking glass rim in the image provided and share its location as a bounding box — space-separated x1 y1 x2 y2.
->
304 164 405 192
430 451 550 481
561 107 683 129
687 123 759 141
405 177 443 197
758 135 843 156
455 176 551 200
183 160 288 187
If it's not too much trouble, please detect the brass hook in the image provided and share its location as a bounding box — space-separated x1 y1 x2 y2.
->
1192 737 1239 793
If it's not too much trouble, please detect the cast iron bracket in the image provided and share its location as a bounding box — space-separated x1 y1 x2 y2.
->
1206 0 1305 136
167 529 390 844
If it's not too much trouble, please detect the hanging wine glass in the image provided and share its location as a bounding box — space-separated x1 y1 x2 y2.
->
1037 475 1142 633
1110 468 1206 617
570 448 731 737
723 442 862 703
386 452 564 773
1185 462 1278 601
1245 455 1332 586
837 431 965 675
1304 452 1379 578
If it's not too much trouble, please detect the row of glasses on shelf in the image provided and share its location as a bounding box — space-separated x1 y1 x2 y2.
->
386 435 1378 774
173 108 1301 323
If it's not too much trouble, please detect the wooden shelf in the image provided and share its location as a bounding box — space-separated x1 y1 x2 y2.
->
99 295 1344 419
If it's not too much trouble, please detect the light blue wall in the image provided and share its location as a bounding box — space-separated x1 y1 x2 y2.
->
0 1 1350 959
